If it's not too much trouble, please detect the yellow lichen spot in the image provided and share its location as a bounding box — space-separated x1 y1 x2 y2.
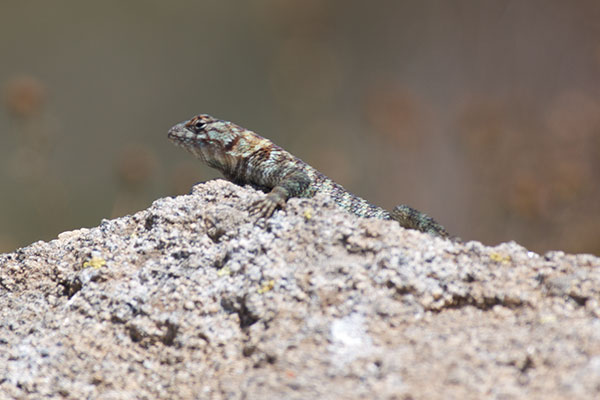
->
490 252 511 264
258 280 275 294
539 313 557 324
217 266 231 276
83 257 106 269
303 208 313 220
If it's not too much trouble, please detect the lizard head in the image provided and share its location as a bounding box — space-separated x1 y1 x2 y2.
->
168 114 245 166
168 114 219 147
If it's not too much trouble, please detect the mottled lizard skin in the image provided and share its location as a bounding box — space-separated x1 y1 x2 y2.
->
168 114 448 238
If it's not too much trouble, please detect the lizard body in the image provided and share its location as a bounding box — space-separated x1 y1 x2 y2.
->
168 114 448 238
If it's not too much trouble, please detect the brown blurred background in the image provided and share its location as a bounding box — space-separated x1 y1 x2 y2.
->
1 1 599 255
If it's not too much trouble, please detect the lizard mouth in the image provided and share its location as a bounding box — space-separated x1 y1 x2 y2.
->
167 122 208 162
167 123 194 145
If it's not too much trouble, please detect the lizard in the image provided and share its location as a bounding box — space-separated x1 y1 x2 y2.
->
167 114 449 238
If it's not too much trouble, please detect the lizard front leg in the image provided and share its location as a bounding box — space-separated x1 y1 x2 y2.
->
250 170 311 218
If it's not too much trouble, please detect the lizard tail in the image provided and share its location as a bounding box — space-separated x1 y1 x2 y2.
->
390 205 449 238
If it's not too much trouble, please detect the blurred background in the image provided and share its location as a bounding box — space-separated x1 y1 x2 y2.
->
1 1 599 255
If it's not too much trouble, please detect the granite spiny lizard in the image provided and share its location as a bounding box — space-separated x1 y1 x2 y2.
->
168 114 449 238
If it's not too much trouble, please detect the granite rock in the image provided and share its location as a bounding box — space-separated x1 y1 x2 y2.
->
1 179 599 399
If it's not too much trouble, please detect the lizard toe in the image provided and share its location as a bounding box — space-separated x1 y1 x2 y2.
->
249 195 285 218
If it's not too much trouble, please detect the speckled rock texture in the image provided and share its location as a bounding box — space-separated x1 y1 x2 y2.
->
1 179 599 399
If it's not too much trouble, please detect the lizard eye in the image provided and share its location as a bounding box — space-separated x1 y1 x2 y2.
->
193 120 207 131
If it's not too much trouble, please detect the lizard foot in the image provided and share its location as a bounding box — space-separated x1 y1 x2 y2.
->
249 193 286 219
391 205 449 238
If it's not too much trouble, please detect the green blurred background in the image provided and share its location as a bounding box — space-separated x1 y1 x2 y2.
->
1 1 599 255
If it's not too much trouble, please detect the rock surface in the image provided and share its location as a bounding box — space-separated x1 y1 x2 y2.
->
1 179 599 399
